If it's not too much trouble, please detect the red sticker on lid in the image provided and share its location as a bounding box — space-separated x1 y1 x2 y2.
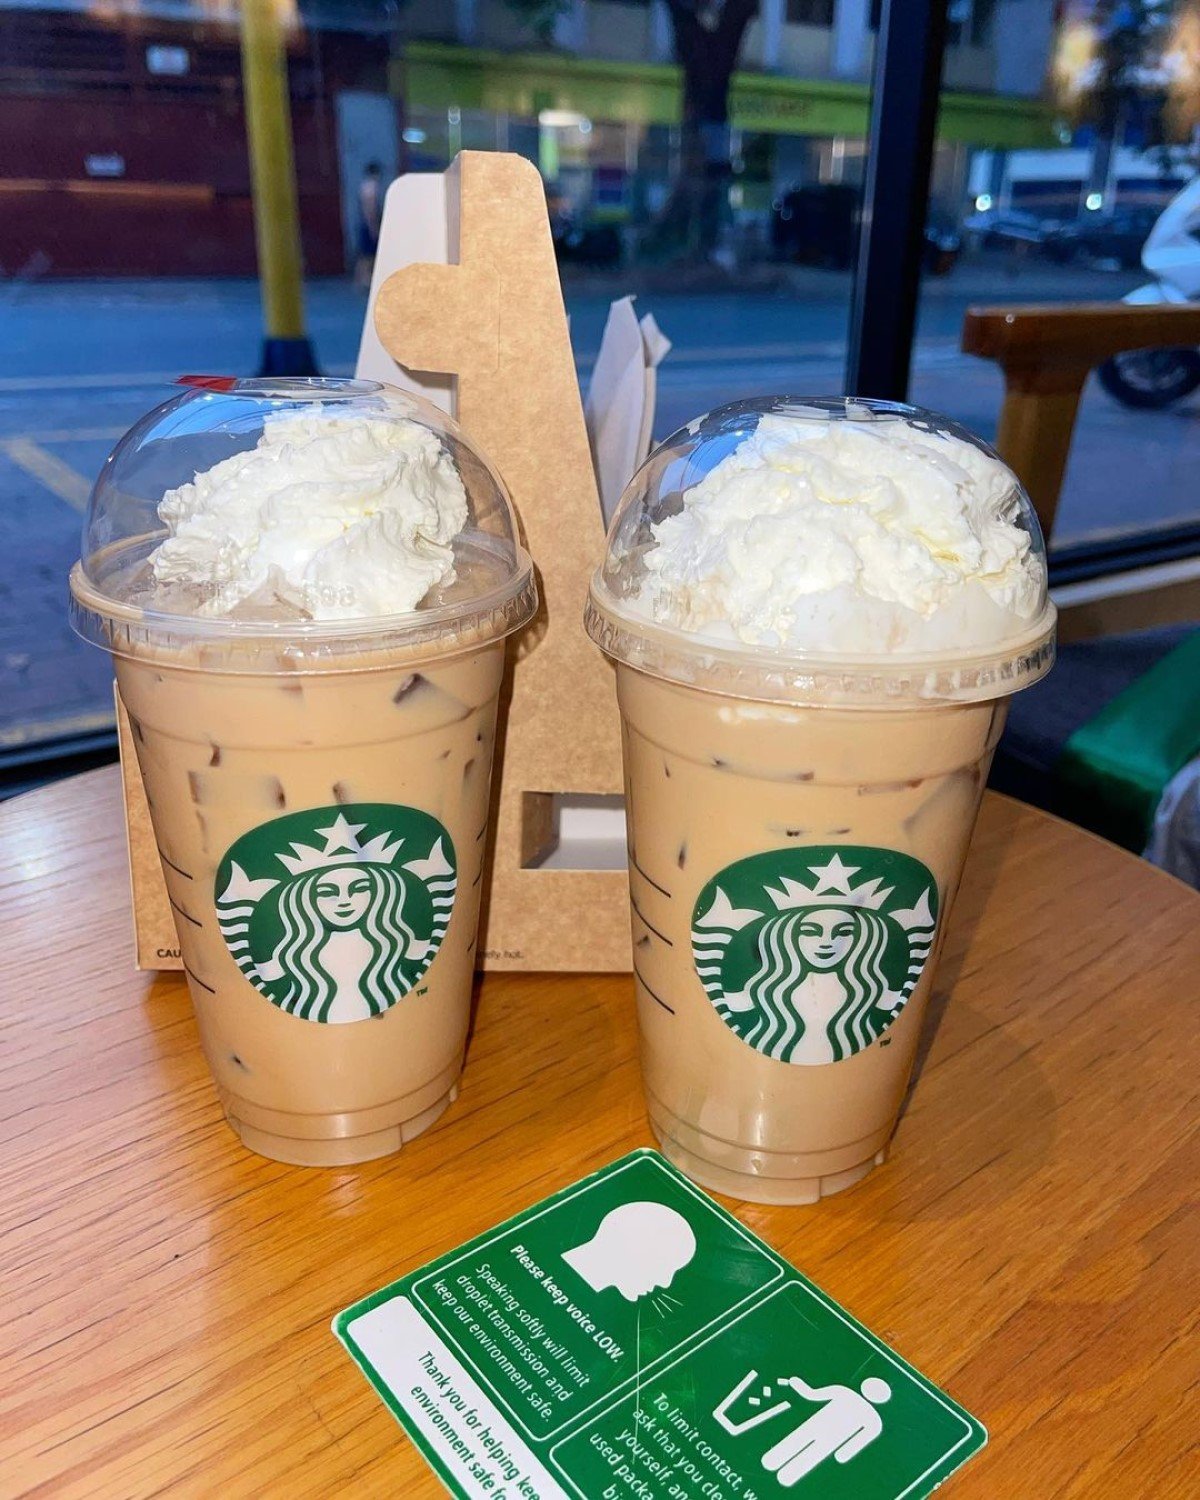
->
176 375 239 391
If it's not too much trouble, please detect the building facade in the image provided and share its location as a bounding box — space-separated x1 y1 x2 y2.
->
397 0 1056 229
0 1 393 277
0 0 1056 278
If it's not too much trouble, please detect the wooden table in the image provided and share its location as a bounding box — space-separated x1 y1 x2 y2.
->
2 769 1197 1499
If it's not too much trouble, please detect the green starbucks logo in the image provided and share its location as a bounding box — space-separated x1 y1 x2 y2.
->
692 847 938 1065
215 804 457 1025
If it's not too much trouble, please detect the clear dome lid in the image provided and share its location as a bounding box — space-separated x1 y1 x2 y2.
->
585 396 1055 707
70 377 536 671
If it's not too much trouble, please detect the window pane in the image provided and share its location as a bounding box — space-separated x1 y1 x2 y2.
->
0 0 861 765
912 0 1200 555
31 6 1170 755
1 3 385 765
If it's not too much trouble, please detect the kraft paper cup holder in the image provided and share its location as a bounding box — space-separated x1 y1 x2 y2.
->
118 151 632 974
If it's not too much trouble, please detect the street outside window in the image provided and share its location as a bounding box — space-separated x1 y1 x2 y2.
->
2 0 1198 782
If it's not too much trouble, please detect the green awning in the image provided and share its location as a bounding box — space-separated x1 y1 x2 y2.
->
400 40 1054 150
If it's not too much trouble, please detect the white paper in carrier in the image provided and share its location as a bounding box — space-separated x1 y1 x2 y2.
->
585 295 671 527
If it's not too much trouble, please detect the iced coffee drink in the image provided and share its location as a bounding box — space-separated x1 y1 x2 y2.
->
71 379 536 1165
586 398 1055 1204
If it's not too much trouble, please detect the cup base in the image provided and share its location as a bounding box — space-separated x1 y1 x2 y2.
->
648 1098 889 1205
221 1080 460 1167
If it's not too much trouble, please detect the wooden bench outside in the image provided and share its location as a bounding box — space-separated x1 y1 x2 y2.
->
962 302 1200 641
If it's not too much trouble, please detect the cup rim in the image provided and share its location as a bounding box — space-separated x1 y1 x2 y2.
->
69 544 538 673
585 576 1056 707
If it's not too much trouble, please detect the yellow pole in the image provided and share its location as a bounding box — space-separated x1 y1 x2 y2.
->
239 0 316 374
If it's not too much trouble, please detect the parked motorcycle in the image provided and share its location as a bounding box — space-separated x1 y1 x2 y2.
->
1098 175 1200 409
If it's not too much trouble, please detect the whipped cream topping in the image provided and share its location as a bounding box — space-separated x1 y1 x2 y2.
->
628 414 1043 654
149 411 468 620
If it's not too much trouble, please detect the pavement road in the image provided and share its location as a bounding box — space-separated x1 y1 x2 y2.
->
3 260 1198 746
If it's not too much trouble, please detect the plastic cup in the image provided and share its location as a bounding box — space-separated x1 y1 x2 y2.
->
585 397 1055 1204
71 378 536 1165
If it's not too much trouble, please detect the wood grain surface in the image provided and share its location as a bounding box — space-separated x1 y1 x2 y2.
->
1 768 1197 1499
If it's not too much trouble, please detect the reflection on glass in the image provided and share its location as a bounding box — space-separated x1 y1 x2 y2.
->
5 0 1196 770
917 0 1200 550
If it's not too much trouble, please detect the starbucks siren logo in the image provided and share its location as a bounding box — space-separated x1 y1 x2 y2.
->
215 803 457 1025
692 846 938 1065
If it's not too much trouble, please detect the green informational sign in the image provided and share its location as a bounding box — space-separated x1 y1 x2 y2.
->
334 1151 985 1499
